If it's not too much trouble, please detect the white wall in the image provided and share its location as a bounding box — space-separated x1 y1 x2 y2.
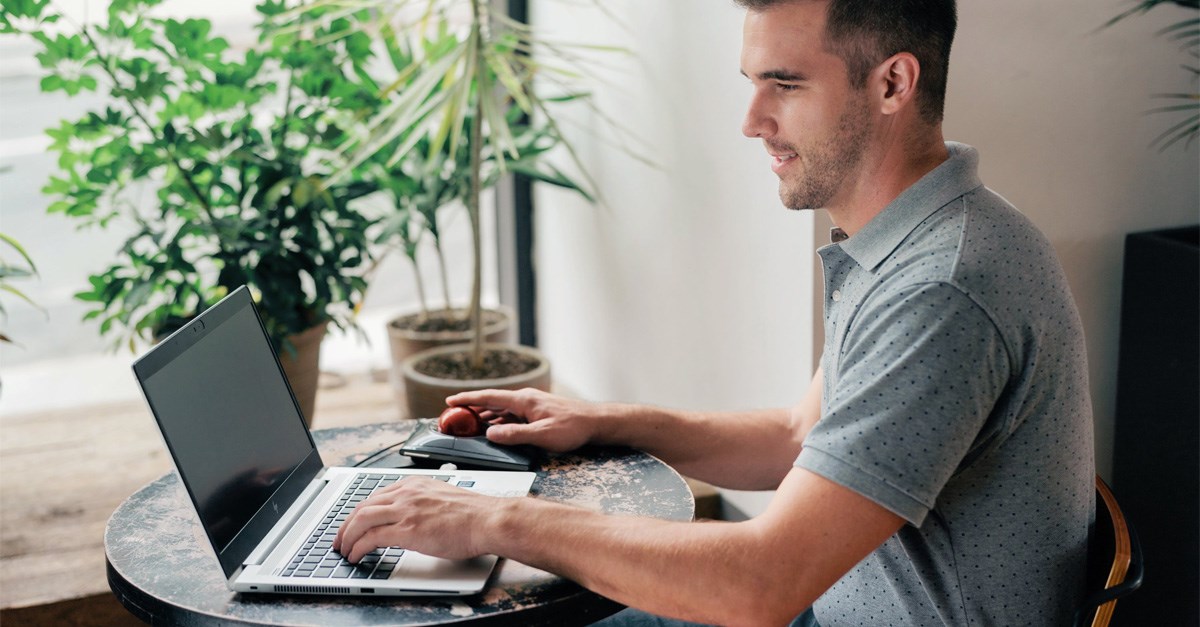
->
531 0 820 416
531 0 1198 516
530 0 819 517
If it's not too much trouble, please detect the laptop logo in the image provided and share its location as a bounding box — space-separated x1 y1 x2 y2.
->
272 501 279 515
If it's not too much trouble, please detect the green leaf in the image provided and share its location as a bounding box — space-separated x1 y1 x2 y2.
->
508 161 594 202
0 0 52 23
0 284 45 315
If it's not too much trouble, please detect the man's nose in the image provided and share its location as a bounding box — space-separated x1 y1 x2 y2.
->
741 91 775 139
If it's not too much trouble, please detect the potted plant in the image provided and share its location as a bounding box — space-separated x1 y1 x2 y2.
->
375 117 514 409
289 0 604 418
377 97 596 409
1 0 412 423
1102 0 1199 151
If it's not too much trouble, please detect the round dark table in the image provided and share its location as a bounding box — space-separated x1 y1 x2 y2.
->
105 422 695 626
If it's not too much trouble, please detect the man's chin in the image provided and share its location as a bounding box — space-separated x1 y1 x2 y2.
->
779 186 820 211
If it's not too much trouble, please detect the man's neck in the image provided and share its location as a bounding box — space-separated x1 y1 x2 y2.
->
825 130 949 236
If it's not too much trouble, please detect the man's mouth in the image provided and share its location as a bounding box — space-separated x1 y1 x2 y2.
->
770 151 798 173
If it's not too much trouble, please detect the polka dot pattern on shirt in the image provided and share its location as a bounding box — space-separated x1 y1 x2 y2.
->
798 143 1094 626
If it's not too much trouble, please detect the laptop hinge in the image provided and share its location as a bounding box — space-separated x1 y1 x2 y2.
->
244 475 327 567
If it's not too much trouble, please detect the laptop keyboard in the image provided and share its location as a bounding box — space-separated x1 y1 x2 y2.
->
281 473 452 580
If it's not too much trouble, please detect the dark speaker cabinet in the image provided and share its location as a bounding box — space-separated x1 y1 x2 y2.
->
1112 225 1199 626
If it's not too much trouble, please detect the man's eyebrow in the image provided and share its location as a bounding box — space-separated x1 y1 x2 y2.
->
739 68 808 82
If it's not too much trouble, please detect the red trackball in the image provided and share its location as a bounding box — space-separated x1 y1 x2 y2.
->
437 406 485 437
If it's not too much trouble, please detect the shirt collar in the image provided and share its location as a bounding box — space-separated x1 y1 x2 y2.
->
836 142 984 271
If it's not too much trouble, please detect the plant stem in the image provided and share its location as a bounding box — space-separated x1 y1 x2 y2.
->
277 65 297 172
468 0 485 369
410 256 431 321
432 230 455 318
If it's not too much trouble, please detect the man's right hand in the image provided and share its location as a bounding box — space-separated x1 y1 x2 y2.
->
445 388 603 453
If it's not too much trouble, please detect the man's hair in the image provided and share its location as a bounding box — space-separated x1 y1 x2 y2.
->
735 0 957 124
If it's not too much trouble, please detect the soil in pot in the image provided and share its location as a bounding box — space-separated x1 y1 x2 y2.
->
387 307 513 413
389 308 506 335
414 347 541 380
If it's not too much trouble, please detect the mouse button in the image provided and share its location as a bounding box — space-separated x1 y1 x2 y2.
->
449 436 494 454
412 431 458 450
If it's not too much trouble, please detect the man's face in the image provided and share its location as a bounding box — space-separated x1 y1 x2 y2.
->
740 1 871 211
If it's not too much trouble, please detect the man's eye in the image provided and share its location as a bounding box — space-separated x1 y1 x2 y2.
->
776 82 800 92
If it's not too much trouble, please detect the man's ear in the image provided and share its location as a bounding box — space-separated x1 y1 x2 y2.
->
872 52 920 116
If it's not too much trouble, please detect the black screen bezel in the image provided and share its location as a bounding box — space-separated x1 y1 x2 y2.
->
131 286 325 578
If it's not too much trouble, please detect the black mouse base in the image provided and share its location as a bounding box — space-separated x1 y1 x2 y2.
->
399 421 536 471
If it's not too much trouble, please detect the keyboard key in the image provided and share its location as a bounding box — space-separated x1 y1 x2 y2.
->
283 472 427 578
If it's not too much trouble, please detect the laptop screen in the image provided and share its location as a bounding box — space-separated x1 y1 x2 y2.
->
133 287 318 559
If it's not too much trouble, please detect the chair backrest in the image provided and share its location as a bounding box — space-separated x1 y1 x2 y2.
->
1074 474 1145 627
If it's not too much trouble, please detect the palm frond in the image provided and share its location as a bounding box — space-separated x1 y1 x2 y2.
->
1103 0 1197 29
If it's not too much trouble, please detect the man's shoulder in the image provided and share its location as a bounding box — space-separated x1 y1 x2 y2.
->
953 188 1071 302
885 187 1061 288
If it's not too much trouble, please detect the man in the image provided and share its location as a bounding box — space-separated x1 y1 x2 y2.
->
335 0 1096 624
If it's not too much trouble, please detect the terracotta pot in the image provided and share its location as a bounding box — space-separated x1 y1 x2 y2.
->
400 343 550 420
386 307 512 411
278 321 328 427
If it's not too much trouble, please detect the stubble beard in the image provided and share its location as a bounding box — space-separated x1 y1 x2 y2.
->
778 98 872 211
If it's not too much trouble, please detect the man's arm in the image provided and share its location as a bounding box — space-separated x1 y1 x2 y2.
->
449 368 824 491
334 463 902 627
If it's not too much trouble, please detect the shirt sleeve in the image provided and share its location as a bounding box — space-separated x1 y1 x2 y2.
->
797 281 1011 526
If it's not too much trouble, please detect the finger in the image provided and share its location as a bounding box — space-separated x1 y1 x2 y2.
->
347 524 399 564
333 499 365 553
475 408 503 422
485 411 523 424
486 422 537 445
446 389 521 411
334 502 377 560
334 485 410 558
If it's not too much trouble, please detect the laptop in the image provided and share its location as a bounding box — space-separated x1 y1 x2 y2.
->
131 285 536 597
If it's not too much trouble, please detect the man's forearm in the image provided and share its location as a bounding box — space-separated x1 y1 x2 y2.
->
582 371 822 490
587 404 800 490
478 467 905 626
484 495 810 626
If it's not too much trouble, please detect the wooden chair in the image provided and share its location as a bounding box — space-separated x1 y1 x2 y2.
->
1073 475 1145 627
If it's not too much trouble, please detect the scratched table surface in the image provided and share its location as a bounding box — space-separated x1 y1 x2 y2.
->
105 422 695 626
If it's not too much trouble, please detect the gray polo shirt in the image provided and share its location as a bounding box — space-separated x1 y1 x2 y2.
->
797 143 1095 626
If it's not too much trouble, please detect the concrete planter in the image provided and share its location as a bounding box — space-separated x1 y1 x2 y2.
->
400 342 550 420
386 306 512 411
